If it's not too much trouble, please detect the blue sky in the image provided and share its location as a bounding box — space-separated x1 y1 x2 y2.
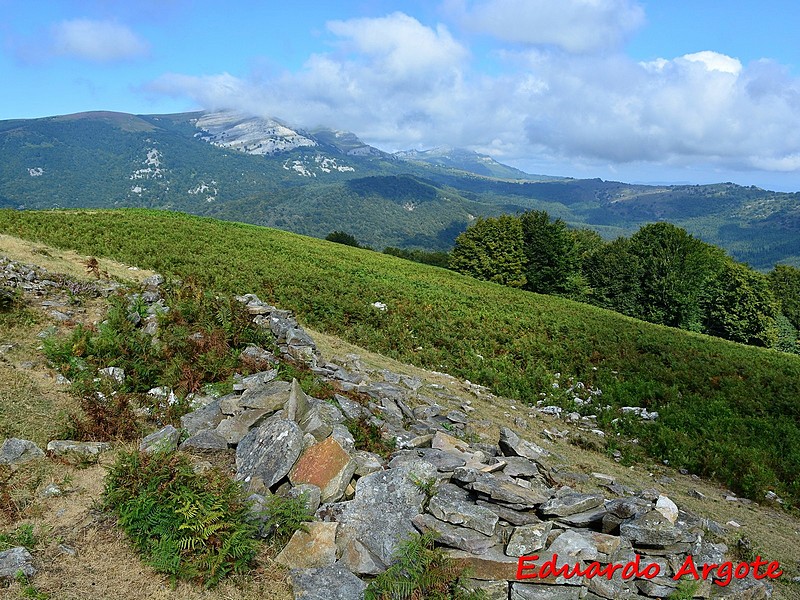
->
2 0 800 191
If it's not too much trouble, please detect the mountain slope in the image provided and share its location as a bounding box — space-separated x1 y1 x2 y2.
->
1 110 799 268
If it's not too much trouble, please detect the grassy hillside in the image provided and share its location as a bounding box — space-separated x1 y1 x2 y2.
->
2 209 800 505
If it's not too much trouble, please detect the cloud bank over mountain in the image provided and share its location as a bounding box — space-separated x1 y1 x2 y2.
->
146 3 800 180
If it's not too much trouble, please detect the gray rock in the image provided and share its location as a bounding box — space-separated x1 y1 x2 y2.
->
180 398 223 435
412 513 497 554
99 366 125 384
290 564 366 600
334 393 366 420
142 274 164 288
511 584 581 600
453 467 551 508
337 460 438 574
352 451 384 477
539 490 604 517
239 380 291 410
389 448 467 473
499 427 548 460
427 483 498 536
0 438 44 465
463 579 509 600
476 499 542 526
557 505 608 527
46 440 111 456
179 429 229 452
505 522 552 556
236 417 304 489
285 483 322 514
620 510 685 547
300 401 344 441
502 456 541 478
285 379 312 423
216 409 270 444
139 425 181 454
0 546 36 580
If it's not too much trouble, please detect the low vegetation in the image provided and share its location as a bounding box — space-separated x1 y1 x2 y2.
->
103 449 260 588
2 209 800 507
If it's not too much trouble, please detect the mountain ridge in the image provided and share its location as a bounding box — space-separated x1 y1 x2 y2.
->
0 109 798 269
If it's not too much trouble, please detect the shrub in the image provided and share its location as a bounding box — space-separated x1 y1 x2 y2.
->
259 494 314 547
344 415 396 458
103 450 259 588
365 532 486 600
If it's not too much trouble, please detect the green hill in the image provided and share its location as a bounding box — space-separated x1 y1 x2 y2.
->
1 111 800 268
2 208 799 505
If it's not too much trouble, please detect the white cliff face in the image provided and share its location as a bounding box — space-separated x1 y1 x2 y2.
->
195 111 318 155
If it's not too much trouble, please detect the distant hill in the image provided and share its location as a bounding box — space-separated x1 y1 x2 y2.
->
1 109 799 269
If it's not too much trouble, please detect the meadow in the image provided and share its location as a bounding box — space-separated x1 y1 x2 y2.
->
1 209 799 505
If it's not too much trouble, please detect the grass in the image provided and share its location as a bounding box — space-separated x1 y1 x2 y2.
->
2 209 800 506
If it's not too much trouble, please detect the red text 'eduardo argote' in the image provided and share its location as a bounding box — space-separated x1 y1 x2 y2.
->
516 553 782 587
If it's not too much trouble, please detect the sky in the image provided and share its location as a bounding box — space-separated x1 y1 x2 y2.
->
2 0 800 192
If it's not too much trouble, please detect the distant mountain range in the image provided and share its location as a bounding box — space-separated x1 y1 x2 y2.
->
1 109 798 269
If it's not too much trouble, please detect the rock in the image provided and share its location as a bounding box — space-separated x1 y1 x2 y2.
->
239 380 291 410
285 484 322 514
179 429 229 452
389 448 467 473
453 467 551 508
285 379 312 423
216 409 270 444
539 489 604 517
337 460 438 574
139 425 181 454
0 546 36 580
510 584 582 600
502 456 541 478
499 427 548 460
180 399 223 435
236 417 304 489
46 440 110 457
446 547 521 581
655 494 679 524
99 366 125 384
276 522 338 569
427 483 498 536
0 438 45 465
334 393 367 421
290 436 357 503
505 522 552 556
300 401 344 441
142 274 164 288
352 450 384 477
412 513 497 554
476 499 542 526
463 579 509 600
620 510 684 547
557 505 608 528
290 564 366 600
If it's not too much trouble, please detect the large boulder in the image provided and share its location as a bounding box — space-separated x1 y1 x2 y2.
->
290 436 356 503
235 417 304 489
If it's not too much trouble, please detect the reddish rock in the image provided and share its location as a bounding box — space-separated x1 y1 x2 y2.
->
290 436 356 503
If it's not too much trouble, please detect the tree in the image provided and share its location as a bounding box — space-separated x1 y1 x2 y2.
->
519 211 578 295
582 237 642 316
626 223 726 330
449 216 527 287
768 264 800 331
702 261 779 347
326 230 361 248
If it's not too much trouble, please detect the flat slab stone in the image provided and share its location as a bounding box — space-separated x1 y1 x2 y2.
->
505 522 552 556
216 409 270 445
539 490 604 517
290 436 356 503
139 425 180 454
428 483 498 535
236 417 304 489
1 438 44 465
276 522 338 569
499 427 548 460
179 429 228 452
46 440 111 457
476 499 542 526
291 563 366 600
446 547 520 581
180 398 223 435
239 380 291 410
412 513 497 554
284 378 312 423
454 467 552 508
511 583 582 600
337 460 438 574
502 456 541 478
620 510 685 547
389 448 467 473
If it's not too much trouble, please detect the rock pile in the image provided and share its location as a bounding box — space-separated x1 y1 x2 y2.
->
0 266 776 598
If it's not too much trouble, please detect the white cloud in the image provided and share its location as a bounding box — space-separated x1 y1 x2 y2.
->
146 12 800 176
447 0 645 54
52 19 149 62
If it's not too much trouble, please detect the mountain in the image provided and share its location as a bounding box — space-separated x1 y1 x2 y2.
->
1 109 799 269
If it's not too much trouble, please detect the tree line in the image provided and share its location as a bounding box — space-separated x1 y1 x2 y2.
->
449 211 800 353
